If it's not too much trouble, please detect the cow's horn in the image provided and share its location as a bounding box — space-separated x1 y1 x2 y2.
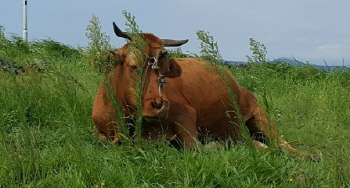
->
113 22 132 40
162 39 189 47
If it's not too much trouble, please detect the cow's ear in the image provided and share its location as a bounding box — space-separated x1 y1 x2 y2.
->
160 58 182 78
110 50 124 67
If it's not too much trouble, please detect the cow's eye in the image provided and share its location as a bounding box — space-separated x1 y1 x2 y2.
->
129 64 138 72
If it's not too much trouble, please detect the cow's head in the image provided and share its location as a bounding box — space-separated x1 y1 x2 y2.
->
110 22 188 120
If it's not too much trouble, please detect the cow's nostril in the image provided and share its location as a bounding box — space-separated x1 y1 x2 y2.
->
151 101 157 109
151 98 163 109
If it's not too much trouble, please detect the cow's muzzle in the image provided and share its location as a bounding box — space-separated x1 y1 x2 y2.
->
143 97 170 122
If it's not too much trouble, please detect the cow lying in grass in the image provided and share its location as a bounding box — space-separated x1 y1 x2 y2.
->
92 22 316 160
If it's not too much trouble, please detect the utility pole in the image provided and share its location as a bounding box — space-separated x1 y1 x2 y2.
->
23 0 28 42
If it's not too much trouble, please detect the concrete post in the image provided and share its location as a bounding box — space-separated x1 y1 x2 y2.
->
23 0 28 42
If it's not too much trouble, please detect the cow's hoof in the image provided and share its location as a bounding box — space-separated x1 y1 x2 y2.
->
253 140 269 151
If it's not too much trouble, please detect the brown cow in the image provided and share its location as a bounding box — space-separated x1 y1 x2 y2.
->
92 22 314 160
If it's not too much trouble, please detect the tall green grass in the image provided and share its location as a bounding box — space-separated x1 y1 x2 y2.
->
1 17 350 187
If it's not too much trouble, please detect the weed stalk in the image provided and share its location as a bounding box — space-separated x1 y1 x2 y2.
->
123 10 147 144
197 30 257 159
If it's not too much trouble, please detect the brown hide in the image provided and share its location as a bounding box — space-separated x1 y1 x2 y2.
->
142 58 257 144
92 25 315 160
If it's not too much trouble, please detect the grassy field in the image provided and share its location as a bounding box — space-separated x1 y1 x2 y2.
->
1 31 350 187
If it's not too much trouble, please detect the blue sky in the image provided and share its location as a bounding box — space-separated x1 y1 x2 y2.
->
1 1 350 65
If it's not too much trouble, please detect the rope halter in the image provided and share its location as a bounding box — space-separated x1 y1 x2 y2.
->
147 55 167 98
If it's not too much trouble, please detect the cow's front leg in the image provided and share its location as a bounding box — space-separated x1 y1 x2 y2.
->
172 105 199 150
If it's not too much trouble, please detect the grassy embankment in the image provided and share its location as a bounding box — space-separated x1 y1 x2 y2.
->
0 21 349 187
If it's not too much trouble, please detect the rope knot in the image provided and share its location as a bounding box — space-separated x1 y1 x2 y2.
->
148 57 159 69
